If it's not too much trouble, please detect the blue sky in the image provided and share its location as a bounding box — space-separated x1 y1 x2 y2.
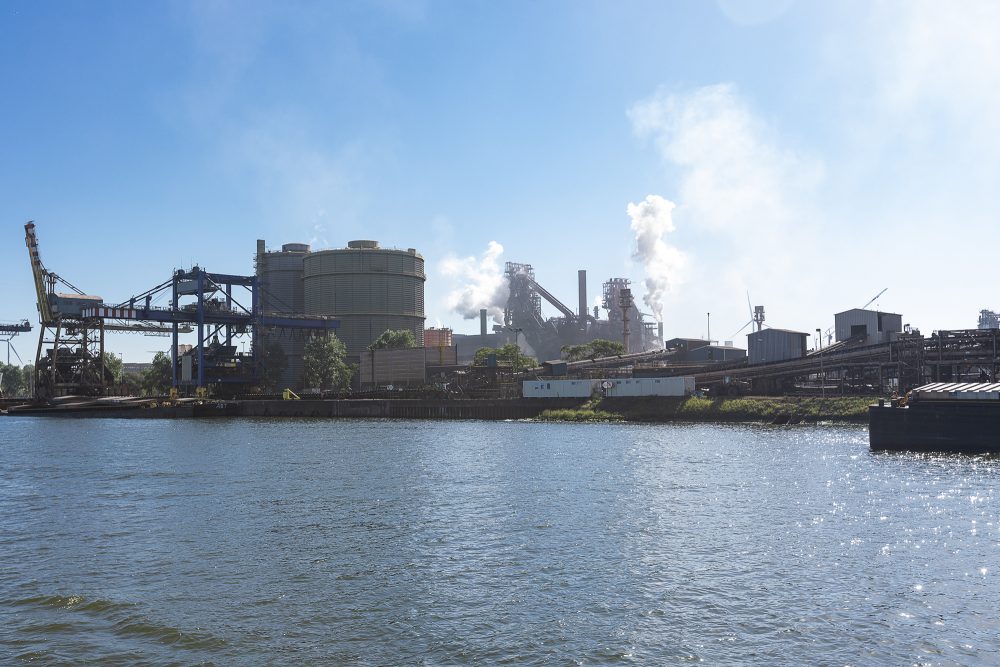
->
2 0 998 361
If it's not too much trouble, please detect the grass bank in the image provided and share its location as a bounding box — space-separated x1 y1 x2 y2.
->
537 395 872 424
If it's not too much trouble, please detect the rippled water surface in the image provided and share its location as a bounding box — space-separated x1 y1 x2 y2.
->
1 417 998 665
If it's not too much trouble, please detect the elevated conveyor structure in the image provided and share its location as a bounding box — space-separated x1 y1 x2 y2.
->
91 267 339 394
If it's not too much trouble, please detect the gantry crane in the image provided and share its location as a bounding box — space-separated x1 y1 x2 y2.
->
25 221 338 399
25 221 114 399
86 267 338 395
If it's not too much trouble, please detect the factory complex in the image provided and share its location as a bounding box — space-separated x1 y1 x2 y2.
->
7 222 1000 408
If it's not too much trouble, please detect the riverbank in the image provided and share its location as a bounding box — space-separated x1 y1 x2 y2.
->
537 395 873 424
4 395 874 423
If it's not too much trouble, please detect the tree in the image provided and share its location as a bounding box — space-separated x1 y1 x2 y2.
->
369 329 417 351
120 371 144 396
473 344 537 370
20 364 34 397
142 351 173 395
0 362 26 396
303 334 353 390
257 342 289 391
103 352 123 383
561 339 625 361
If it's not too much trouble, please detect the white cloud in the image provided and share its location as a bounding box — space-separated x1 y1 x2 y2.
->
629 84 826 335
629 84 823 236
439 241 510 323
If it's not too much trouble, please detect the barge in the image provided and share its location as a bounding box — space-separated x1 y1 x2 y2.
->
869 382 1000 454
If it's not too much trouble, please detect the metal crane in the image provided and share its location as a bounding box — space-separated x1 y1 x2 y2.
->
24 221 332 400
860 288 888 311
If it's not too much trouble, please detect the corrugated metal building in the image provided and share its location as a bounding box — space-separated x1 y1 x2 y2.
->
747 328 809 365
304 240 425 359
359 346 458 389
256 240 310 389
834 308 902 346
664 337 711 352
680 344 746 363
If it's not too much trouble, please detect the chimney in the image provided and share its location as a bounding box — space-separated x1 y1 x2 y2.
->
578 270 587 330
658 322 664 347
480 309 488 339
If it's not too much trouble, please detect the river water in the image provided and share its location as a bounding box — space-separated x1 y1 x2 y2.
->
0 417 997 665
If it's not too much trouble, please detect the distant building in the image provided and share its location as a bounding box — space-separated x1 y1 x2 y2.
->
834 308 902 346
681 344 746 363
453 332 504 364
359 346 458 389
979 310 999 330
122 362 152 376
424 327 453 347
664 338 746 363
747 328 809 365
664 337 710 353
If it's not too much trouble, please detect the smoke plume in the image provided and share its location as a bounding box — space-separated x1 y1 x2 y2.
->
627 194 688 321
440 241 509 323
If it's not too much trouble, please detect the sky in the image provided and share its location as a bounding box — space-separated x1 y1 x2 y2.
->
2 0 999 362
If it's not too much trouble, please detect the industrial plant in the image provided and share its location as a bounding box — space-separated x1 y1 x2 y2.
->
6 220 1000 416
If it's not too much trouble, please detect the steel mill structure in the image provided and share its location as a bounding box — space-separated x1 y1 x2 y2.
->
500 262 662 362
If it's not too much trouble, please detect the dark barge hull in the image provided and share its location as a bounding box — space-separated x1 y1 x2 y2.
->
869 402 1000 454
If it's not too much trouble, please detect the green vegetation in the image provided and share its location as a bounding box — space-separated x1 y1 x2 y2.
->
102 352 123 382
0 362 33 397
304 333 354 390
538 395 872 424
473 343 537 370
560 339 624 361
142 351 173 395
538 397 623 422
369 329 417 350
120 371 143 395
258 341 289 391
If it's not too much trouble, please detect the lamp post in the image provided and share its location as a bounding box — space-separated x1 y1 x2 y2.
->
816 328 825 399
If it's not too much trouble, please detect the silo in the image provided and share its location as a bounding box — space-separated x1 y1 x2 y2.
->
256 240 310 389
303 240 425 359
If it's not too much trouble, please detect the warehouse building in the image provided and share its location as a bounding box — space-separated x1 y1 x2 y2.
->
834 308 903 346
747 328 810 365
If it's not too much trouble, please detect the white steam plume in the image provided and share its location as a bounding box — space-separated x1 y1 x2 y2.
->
627 195 688 322
440 241 510 323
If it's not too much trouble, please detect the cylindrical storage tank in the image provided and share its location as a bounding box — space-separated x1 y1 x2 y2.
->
257 242 310 389
303 241 425 359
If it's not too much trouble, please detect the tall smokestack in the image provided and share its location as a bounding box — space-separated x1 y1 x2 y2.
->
658 321 664 347
480 308 488 339
578 270 587 330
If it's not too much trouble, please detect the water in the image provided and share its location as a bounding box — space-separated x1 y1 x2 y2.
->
1 417 998 665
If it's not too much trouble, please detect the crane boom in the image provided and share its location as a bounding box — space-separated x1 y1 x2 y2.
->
860 288 888 311
24 222 54 324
